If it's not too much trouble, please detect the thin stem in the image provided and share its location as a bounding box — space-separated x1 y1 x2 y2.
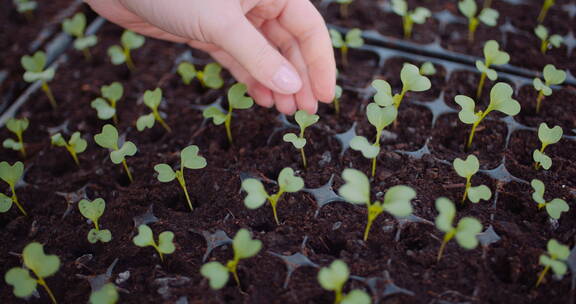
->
121 159 134 183
334 97 340 114
228 260 240 286
82 48 92 62
536 91 545 113
466 111 489 149
363 218 374 241
111 99 119 126
341 46 349 68
66 146 80 166
334 287 343 304
225 111 233 145
403 16 413 39
462 178 471 203
10 185 27 216
371 129 382 177
41 82 58 109
437 231 455 261
93 219 100 231
153 110 172 133
124 48 135 71
540 40 548 54
468 18 479 43
37 277 57 304
476 72 487 99
16 132 26 157
536 264 550 287
178 170 193 211
537 0 554 24
269 195 280 225
300 148 307 168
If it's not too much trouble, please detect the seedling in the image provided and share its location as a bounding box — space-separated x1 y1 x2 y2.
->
453 155 492 203
89 283 118 304
177 62 224 89
537 0 555 23
318 260 371 304
5 242 60 304
154 145 207 211
21 51 57 108
533 64 566 113
94 124 138 182
0 161 26 216
51 132 87 165
14 0 37 17
241 167 304 225
333 85 343 114
537 239 569 286
133 224 175 262
531 179 569 220
371 65 432 111
203 83 254 144
391 0 431 39
434 197 482 261
535 25 563 54
335 0 353 19
91 82 124 125
107 30 145 70
62 13 98 60
458 0 499 42
136 88 171 132
3 117 29 157
339 168 416 241
330 28 364 67
533 123 562 170
283 110 319 168
419 62 437 76
475 40 510 98
455 82 520 149
78 198 112 243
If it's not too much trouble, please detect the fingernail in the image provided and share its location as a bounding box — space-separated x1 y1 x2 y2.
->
272 65 302 93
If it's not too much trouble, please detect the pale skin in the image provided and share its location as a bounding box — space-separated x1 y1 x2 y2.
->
85 0 337 114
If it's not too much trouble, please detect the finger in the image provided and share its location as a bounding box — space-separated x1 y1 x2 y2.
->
273 92 297 115
249 83 274 108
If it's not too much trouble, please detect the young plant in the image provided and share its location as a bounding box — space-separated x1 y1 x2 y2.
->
458 0 499 42
177 62 224 89
318 260 371 304
89 283 119 304
62 12 98 60
419 62 437 76
330 28 364 67
535 25 563 54
51 132 87 166
391 0 431 39
453 155 492 203
203 83 254 144
107 30 145 70
154 145 207 211
533 123 562 170
0 161 26 216
475 40 510 98
339 168 416 241
533 64 566 113
531 179 569 220
435 197 482 261
3 117 29 157
133 224 175 262
242 167 304 225
94 124 138 182
537 239 570 287
5 242 60 304
91 82 124 125
200 228 262 289
283 110 319 168
136 88 171 132
21 51 57 108
537 0 555 23
78 198 112 243
13 0 37 17
333 85 343 114
455 82 520 149
371 65 432 111
335 0 353 18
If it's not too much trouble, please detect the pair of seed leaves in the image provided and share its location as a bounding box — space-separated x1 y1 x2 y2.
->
531 179 569 220
392 0 431 22
318 260 371 304
533 123 563 170
15 0 37 13
62 13 98 51
540 239 570 278
154 145 207 182
242 167 304 209
453 155 492 203
78 198 112 243
475 40 509 81
200 229 262 289
535 25 564 50
533 64 566 96
177 62 224 89
133 224 175 256
21 51 55 83
203 83 254 124
137 88 166 131
330 28 364 49
455 82 521 124
459 0 499 26
108 31 145 65
435 198 482 250
5 242 60 298
91 82 124 120
3 118 29 151
374 63 431 107
51 132 87 154
349 99 397 159
0 161 24 212
94 124 137 164
283 110 319 149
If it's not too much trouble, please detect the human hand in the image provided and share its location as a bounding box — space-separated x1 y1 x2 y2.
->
84 0 336 114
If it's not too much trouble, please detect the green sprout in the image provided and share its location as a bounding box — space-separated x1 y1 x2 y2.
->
537 0 555 24
419 62 437 76
154 145 207 211
283 110 319 168
177 62 224 89
0 161 26 216
3 117 29 157
107 30 145 70
475 40 510 98
242 167 304 225
458 0 499 42
13 0 37 17
133 224 175 262
453 155 492 203
533 64 566 113
535 25 563 54
89 283 119 304
203 83 254 144
391 0 431 39
537 239 569 286
91 82 123 125
339 168 416 241
5 242 60 304
21 51 57 109
62 13 98 60
136 88 171 133
333 85 343 114
94 124 137 183
531 179 569 220
533 123 562 170
335 0 353 18
200 228 262 289
330 28 364 67
396 63 431 108
51 132 87 166
78 198 112 243
434 197 482 261
455 82 520 149
318 260 371 304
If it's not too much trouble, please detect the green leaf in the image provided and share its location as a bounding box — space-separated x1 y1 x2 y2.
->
181 145 207 169
0 161 24 187
110 141 137 164
0 193 13 213
23 242 60 278
483 40 509 65
143 88 162 109
294 110 319 130
228 83 254 110
453 154 480 178
133 225 154 247
5 268 37 298
339 168 370 205
200 262 229 290
330 29 344 48
488 82 520 116
121 30 145 50
94 124 119 150
435 197 455 233
107 45 126 65
391 0 407 16
283 133 306 149
51 133 66 147
455 217 482 249
410 7 431 24
78 198 105 223
278 167 304 193
69 132 87 153
157 231 175 254
401 63 431 92
3 138 22 151
419 62 436 76
459 0 477 19
478 8 499 26
154 164 176 182
535 25 549 40
546 199 569 220
88 229 112 243
242 179 269 209
538 123 563 146
74 35 98 50
6 117 29 134
177 62 197 85
345 28 364 48
455 95 481 124
23 68 55 83
102 82 123 102
533 78 552 96
531 179 546 205
62 12 86 37
89 283 118 304
367 103 397 131
371 79 394 107
21 51 46 72
233 228 262 259
203 63 224 89
136 113 156 131
543 64 566 86
548 239 570 260
533 150 552 170
350 136 380 159
318 260 349 291
91 98 116 120
468 185 492 203
341 290 371 304
382 185 416 217
335 85 343 99
549 35 563 48
549 259 568 277
203 106 227 125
